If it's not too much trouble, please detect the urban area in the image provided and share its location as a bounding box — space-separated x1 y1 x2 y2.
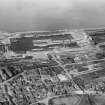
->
0 28 105 105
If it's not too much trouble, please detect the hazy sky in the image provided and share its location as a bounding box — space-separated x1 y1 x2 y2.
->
0 0 105 32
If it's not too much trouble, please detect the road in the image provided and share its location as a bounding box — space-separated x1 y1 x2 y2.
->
51 53 79 89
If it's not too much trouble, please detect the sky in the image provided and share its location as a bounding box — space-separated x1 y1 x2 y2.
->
0 0 105 32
